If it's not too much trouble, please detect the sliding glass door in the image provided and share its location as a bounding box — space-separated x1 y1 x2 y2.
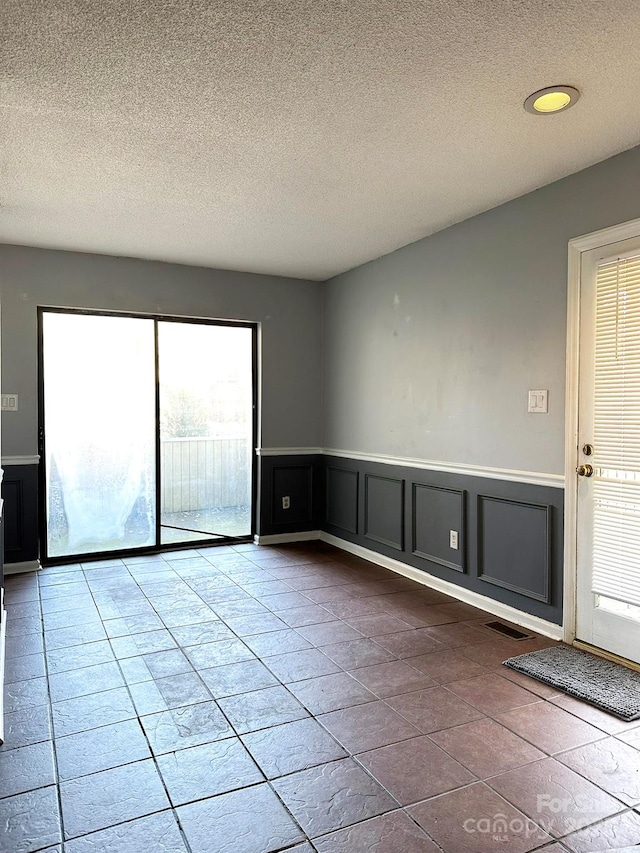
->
40 310 255 562
158 321 254 545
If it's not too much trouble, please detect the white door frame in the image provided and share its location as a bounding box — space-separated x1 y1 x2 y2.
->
563 216 640 645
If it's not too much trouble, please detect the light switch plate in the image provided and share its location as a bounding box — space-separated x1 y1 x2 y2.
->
1 393 18 412
528 389 548 413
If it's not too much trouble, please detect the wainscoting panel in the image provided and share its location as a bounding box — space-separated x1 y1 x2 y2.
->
258 454 324 537
478 496 551 602
2 464 39 564
271 465 313 526
322 454 564 625
413 483 465 572
364 474 404 551
326 466 359 535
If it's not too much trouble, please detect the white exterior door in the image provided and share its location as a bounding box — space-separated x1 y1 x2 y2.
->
575 236 640 665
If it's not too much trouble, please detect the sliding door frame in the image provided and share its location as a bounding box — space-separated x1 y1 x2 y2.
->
38 306 258 566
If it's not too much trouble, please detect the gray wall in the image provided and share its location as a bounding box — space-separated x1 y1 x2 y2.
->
323 144 640 475
0 245 323 456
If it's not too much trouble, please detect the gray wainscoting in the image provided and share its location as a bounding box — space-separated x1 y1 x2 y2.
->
323 455 564 625
258 454 325 536
2 464 39 565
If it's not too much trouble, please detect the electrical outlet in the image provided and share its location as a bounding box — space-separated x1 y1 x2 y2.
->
1 394 18 412
449 530 459 550
282 496 290 510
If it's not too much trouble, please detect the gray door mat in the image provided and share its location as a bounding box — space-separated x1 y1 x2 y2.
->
503 644 640 722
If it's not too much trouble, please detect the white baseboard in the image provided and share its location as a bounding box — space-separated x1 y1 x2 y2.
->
320 532 564 641
4 560 42 575
254 531 322 545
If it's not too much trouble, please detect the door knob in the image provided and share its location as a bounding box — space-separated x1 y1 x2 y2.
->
577 464 594 477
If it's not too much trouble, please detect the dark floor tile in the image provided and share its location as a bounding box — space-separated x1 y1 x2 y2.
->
43 605 101 631
45 621 107 650
273 757 396 837
177 783 303 853
49 660 124 703
56 718 151 780
184 638 255 669
405 648 489 684
63 811 188 853
154 672 211 708
139 648 193 679
445 672 541 715
374 629 443 658
279 604 337 627
6 631 45 659
222 612 288 636
424 622 492 649
264 647 341 682
498 665 563 698
46 639 115 674
430 717 545 778
1 704 52 751
0 740 56 798
4 651 46 684
240 579 294 597
242 717 347 778
321 637 396 669
243 628 312 657
60 758 170 839
7 601 41 620
557 737 640 806
349 659 436 698
111 628 177 660
288 671 377 715
219 685 309 734
549 693 640 734
103 612 165 638
495 702 607 755
462 638 536 667
343 613 414 637
561 810 640 852
262 591 315 611
51 687 137 737
9 615 44 636
488 757 624 837
211 598 271 619
141 700 233 755
386 686 484 733
119 655 156 684
409 781 551 852
0 786 61 853
39 581 90 600
142 670 212 714
319 700 420 754
169 621 236 647
297 620 364 646
357 735 474 804
159 603 221 629
200 659 279 699
157 737 263 805
5 677 49 713
314 809 441 852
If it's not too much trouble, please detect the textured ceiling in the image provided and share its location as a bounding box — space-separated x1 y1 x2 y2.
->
2 1 640 280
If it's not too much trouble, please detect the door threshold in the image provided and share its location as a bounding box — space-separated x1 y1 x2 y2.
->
573 639 640 673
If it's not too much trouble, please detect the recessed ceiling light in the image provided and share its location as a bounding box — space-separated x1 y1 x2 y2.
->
524 85 580 115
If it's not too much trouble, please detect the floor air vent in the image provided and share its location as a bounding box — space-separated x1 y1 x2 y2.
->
484 620 533 640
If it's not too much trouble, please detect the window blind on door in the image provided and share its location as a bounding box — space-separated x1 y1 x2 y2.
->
592 254 640 608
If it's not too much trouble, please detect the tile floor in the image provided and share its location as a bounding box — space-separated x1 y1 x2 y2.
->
2 542 640 853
